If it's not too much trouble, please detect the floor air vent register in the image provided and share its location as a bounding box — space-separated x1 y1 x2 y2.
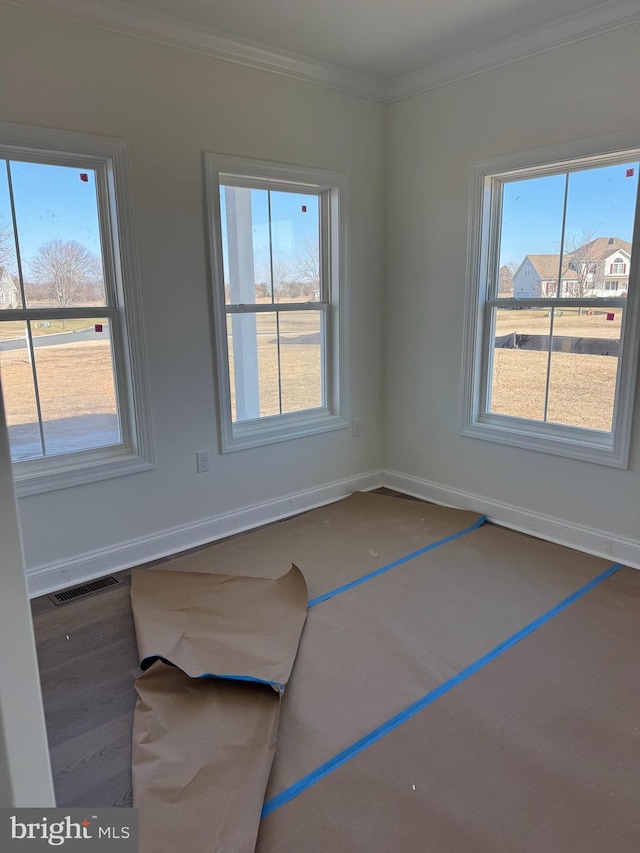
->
48 575 122 606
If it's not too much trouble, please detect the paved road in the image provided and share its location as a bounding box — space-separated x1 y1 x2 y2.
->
0 326 109 352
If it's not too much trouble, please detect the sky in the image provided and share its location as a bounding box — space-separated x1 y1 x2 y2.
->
499 161 639 269
219 185 320 288
1 157 637 282
0 160 102 274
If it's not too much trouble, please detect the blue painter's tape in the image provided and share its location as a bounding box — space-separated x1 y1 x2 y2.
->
139 657 285 691
262 561 623 819
307 515 487 608
196 673 286 691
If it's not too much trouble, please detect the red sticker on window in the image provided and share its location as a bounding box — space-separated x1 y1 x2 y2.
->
80 173 89 182
626 168 635 177
607 313 615 321
94 324 103 333
301 205 307 212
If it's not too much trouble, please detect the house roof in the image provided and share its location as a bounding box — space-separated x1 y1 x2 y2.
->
515 236 632 283
567 237 631 263
523 255 577 281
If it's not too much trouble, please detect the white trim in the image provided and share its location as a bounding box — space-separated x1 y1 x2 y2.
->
460 131 640 468
205 153 350 453
3 0 638 103
386 0 640 101
383 469 640 570
1 0 385 102
0 121 154 495
25 469 383 598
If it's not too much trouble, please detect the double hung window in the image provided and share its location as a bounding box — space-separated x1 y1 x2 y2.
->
462 136 640 467
205 155 349 452
0 123 151 494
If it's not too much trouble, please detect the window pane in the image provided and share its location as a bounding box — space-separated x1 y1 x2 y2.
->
32 318 121 455
490 307 551 420
269 191 320 302
220 185 321 307
0 162 23 310
279 311 324 413
10 161 106 308
561 162 638 299
499 173 566 299
220 186 270 306
227 312 281 421
0 321 42 460
547 306 621 431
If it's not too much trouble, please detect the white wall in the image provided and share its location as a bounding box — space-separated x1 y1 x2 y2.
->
0 4 385 585
384 25 640 549
0 380 54 806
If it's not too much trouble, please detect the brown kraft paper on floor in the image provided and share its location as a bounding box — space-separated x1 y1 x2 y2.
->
258 567 640 853
157 491 484 600
266 522 612 800
130 564 308 853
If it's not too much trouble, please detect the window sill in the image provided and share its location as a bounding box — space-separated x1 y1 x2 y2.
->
13 444 155 497
222 409 350 453
461 415 628 469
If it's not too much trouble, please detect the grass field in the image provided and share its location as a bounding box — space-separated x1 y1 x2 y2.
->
495 307 622 339
227 310 323 420
0 318 102 340
0 306 622 458
0 340 119 458
491 350 617 430
491 307 620 430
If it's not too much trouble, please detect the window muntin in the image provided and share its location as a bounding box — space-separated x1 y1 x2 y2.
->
206 155 349 452
0 123 152 494
463 140 640 467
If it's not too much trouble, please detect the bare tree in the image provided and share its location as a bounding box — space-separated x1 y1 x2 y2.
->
561 227 603 300
254 281 270 300
0 212 15 272
295 237 320 297
498 262 518 295
270 258 293 303
30 238 102 308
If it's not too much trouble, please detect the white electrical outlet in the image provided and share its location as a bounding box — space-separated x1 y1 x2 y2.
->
196 451 210 473
351 420 361 438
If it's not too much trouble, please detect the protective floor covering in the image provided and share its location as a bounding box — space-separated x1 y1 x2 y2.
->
258 567 640 853
131 565 307 853
132 492 637 851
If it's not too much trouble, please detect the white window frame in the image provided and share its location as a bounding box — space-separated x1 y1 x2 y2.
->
461 132 640 468
205 154 350 453
0 122 153 496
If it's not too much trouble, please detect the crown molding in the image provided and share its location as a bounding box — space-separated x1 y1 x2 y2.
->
1 0 386 102
385 0 640 102
2 0 639 104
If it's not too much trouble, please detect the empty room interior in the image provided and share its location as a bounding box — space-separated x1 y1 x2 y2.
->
0 0 639 850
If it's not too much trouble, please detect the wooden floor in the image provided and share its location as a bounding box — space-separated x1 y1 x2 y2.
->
31 567 139 807
32 489 419 806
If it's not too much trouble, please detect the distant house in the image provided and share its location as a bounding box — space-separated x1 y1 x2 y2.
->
513 255 578 299
565 236 631 297
513 237 632 299
0 268 18 307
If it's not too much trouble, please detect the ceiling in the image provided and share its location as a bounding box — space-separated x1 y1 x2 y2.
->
5 0 638 99
119 0 612 79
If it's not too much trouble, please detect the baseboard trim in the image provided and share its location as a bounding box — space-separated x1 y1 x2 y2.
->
383 469 640 570
27 469 383 598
